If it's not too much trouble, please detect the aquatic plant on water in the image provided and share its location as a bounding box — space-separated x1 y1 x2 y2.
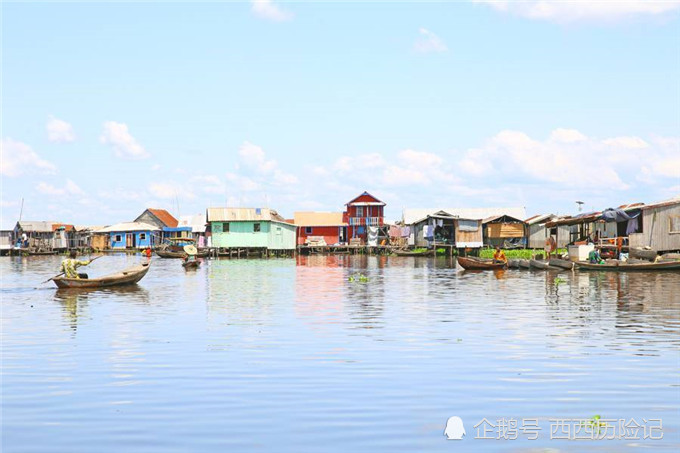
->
348 273 370 283
554 277 567 285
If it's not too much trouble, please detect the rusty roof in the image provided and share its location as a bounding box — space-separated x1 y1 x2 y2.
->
147 208 178 227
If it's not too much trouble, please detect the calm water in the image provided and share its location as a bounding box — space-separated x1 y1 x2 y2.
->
1 254 679 452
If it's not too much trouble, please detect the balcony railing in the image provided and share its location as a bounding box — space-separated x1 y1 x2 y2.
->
348 217 382 226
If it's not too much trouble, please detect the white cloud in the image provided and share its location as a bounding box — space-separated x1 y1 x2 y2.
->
100 121 150 160
476 0 680 24
414 28 448 53
251 0 293 22
239 142 278 174
36 179 84 197
47 116 76 143
550 128 588 143
1 138 57 177
147 182 195 200
602 136 649 149
225 172 260 192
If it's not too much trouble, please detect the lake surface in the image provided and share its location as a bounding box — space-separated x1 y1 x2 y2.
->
2 254 679 452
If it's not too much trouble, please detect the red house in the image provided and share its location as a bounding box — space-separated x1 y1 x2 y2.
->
343 191 386 242
294 212 347 245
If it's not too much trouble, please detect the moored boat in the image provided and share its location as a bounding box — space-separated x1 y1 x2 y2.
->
507 259 520 269
457 256 507 270
576 260 680 271
393 249 434 257
518 259 531 269
529 259 551 270
52 262 150 288
549 258 574 270
156 249 209 258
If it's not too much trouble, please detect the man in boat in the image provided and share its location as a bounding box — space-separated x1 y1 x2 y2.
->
493 246 507 264
588 249 604 264
61 250 92 279
144 247 152 260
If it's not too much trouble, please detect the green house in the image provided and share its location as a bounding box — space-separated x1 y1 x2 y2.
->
206 208 296 250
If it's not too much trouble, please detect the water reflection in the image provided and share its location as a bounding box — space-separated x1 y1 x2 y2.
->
1 255 679 453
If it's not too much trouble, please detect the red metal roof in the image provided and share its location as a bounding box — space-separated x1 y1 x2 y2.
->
148 208 178 227
346 191 386 206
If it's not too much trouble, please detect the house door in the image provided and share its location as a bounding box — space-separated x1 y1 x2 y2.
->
339 227 347 243
126 233 136 248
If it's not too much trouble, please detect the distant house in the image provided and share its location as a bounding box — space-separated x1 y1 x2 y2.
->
525 214 556 249
52 223 75 250
402 207 526 247
294 212 347 246
73 226 104 249
134 208 179 229
96 222 160 249
410 210 483 249
206 208 296 251
178 214 207 247
343 191 386 245
482 215 527 248
0 230 13 255
629 198 680 252
13 221 58 251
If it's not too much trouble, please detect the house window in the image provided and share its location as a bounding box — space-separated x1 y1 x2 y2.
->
670 216 680 233
254 223 261 232
276 227 282 235
223 223 230 233
305 227 313 234
114 234 122 242
139 233 146 240
356 206 364 217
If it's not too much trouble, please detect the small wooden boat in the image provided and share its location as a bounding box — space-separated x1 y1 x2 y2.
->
182 260 200 269
529 259 551 270
52 262 150 288
518 259 531 269
507 259 520 269
393 249 434 257
156 249 209 258
457 256 506 270
549 258 574 270
576 260 680 271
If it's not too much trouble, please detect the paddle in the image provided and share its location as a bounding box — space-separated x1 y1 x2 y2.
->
39 255 104 284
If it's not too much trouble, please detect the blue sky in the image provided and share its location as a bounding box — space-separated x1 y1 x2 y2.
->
2 0 679 228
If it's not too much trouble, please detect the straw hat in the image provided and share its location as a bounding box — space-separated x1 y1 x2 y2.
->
183 244 198 255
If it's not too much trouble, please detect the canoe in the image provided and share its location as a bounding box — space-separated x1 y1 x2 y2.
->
182 260 200 269
156 249 209 258
576 260 680 271
529 259 551 270
53 262 150 288
507 259 520 269
393 249 434 257
549 258 574 270
457 256 506 270
518 259 531 269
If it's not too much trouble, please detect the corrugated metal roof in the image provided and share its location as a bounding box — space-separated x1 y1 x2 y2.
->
403 207 526 225
640 197 680 210
525 214 554 225
96 222 160 233
16 221 58 232
294 212 346 227
178 214 207 233
206 208 287 223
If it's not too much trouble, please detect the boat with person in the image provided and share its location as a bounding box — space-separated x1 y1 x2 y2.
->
52 262 151 288
576 260 680 271
457 256 507 270
156 237 209 258
182 260 200 270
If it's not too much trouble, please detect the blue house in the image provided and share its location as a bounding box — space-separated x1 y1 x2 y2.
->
97 222 160 249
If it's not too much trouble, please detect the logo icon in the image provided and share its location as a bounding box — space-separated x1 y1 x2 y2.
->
444 416 466 440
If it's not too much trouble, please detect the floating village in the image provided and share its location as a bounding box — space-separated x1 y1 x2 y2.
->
4 190 680 287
